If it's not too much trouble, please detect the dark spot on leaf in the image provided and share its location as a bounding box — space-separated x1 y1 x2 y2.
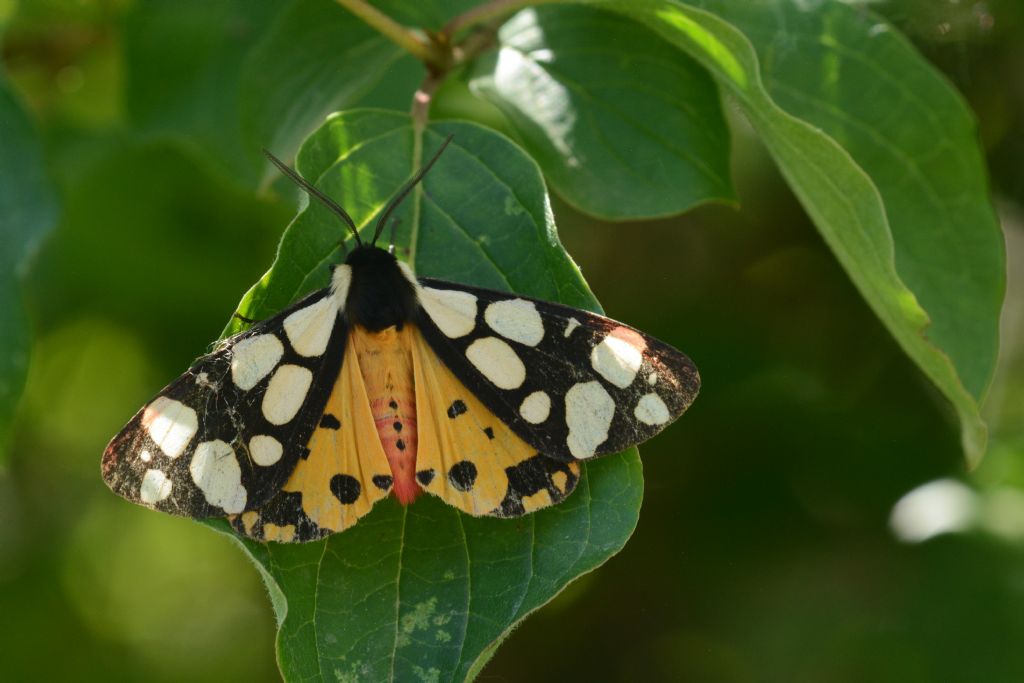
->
416 469 436 486
483 427 494 440
329 474 361 504
448 461 478 492
447 400 467 418
319 413 341 430
372 474 393 491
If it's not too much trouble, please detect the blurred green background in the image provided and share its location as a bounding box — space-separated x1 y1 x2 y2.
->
2 0 1023 681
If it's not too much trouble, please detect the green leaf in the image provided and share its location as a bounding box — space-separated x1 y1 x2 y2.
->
693 0 1004 404
221 110 643 681
467 5 734 219
125 0 414 187
0 73 58 455
381 0 482 29
586 0 1000 463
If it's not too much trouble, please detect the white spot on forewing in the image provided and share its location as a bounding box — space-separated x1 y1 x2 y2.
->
231 334 284 391
142 397 198 459
262 364 313 425
634 392 670 426
465 337 526 389
565 381 615 459
283 295 338 357
647 372 658 386
520 391 551 424
249 434 283 466
139 469 172 504
591 328 644 389
564 318 580 338
419 287 477 338
331 264 352 301
189 440 247 513
139 450 152 463
485 299 544 346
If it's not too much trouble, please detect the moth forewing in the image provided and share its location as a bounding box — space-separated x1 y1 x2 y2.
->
102 287 347 519
413 277 700 463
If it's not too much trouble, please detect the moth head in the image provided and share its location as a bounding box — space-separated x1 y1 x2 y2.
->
341 245 419 331
344 243 397 268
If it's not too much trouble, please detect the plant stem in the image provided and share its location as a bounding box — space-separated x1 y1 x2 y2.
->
333 0 441 66
407 70 444 265
339 0 537 263
410 74 442 133
451 20 501 66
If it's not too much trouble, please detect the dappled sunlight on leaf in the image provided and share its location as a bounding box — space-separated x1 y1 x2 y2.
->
469 5 733 219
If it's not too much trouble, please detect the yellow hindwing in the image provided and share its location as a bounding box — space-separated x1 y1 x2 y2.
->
280 334 395 534
410 325 579 517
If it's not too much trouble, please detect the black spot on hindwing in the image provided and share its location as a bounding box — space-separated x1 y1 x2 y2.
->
319 413 341 430
447 400 467 418
447 461 478 492
494 455 579 517
372 474 394 491
416 469 436 486
227 491 329 543
330 474 361 504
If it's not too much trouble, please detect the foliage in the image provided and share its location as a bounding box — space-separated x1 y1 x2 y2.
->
0 72 57 452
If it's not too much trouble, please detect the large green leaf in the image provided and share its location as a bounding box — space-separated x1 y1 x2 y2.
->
467 5 734 219
693 0 1004 424
218 110 643 681
586 0 999 464
123 0 489 188
0 73 58 454
125 0 410 187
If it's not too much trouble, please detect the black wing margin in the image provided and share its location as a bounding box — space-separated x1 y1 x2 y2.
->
414 277 700 462
102 288 347 518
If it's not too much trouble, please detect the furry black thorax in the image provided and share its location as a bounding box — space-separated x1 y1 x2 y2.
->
342 245 418 332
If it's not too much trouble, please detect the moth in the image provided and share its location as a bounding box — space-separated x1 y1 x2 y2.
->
102 137 701 543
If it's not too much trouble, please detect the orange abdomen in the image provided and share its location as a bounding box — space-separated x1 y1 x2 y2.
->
350 325 420 504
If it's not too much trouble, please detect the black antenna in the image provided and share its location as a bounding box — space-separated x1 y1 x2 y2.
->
263 149 362 245
371 135 454 245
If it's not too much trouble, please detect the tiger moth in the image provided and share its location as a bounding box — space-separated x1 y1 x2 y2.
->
102 137 701 543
